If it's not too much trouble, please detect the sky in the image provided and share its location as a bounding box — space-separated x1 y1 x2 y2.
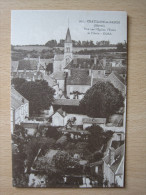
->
11 10 127 45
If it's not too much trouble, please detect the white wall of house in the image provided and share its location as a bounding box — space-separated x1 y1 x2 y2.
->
103 162 115 186
52 113 89 127
92 70 105 78
52 112 67 126
67 85 90 98
57 80 65 91
11 102 29 133
112 132 125 141
115 175 124 187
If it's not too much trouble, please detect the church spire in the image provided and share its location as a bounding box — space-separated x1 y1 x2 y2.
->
65 28 72 43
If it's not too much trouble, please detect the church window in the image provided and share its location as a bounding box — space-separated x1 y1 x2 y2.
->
66 47 70 52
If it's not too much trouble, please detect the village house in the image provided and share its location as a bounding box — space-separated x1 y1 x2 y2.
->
103 144 125 187
52 108 67 126
52 99 80 113
52 102 107 132
50 71 66 91
11 87 29 133
21 122 39 136
66 69 91 99
51 108 90 127
11 56 49 81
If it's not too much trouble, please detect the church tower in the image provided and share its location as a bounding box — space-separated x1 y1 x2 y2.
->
64 28 73 66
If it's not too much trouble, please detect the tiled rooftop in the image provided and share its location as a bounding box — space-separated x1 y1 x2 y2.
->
67 69 91 85
11 87 28 109
53 99 80 106
18 60 38 70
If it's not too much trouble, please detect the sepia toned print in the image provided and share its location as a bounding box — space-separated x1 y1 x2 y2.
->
11 10 127 188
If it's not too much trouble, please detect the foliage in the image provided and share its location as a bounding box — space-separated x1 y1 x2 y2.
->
45 126 60 139
52 151 78 172
12 78 55 115
56 135 68 148
86 125 113 153
88 152 103 163
116 43 125 51
24 137 56 170
46 63 53 73
45 40 57 47
12 125 28 187
80 81 124 118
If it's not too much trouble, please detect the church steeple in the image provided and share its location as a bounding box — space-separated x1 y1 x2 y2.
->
64 27 73 67
65 28 72 43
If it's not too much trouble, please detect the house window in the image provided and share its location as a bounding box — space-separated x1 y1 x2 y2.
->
95 166 98 173
25 104 28 114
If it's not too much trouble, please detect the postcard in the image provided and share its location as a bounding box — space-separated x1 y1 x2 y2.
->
11 10 127 188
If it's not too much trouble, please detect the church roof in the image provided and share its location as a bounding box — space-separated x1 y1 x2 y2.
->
65 28 72 43
67 69 91 85
64 58 93 69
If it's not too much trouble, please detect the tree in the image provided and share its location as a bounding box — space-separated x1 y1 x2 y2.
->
12 125 28 187
52 151 78 173
45 126 60 139
45 40 57 47
12 78 55 115
80 81 124 118
46 63 53 74
86 125 113 153
117 43 124 51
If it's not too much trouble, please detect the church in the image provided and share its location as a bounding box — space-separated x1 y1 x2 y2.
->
52 28 126 99
53 27 90 73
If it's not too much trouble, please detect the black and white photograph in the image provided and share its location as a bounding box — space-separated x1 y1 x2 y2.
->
11 10 127 188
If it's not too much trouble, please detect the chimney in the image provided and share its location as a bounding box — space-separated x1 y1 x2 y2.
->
68 69 71 76
94 57 97 65
63 111 66 117
38 56 41 64
89 69 92 76
103 57 106 67
109 148 115 165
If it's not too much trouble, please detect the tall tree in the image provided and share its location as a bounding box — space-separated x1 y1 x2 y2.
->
80 81 124 118
86 125 113 152
12 78 55 115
